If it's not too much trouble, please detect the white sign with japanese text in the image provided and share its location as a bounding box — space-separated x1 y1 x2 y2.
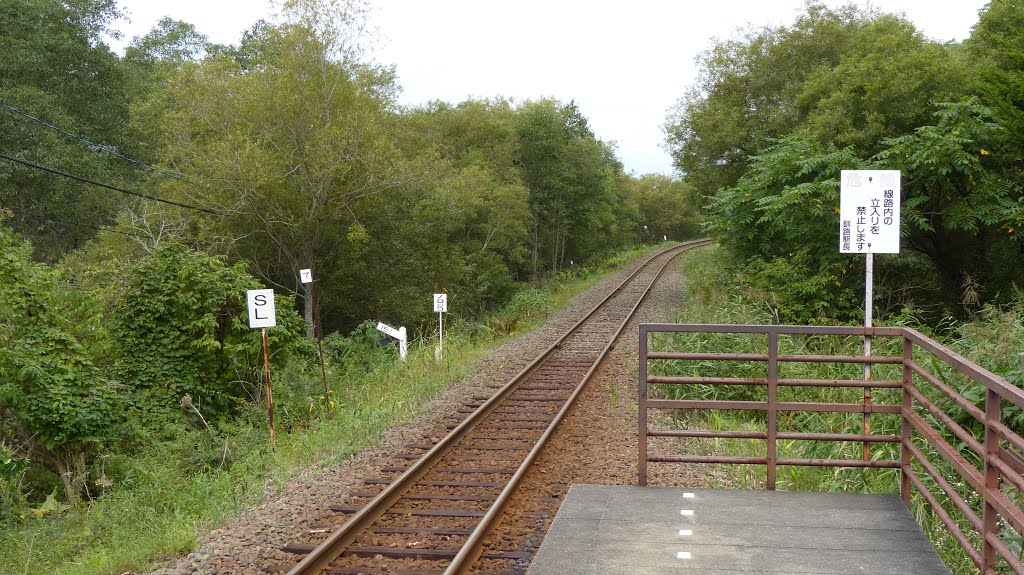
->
839 170 901 254
247 289 277 328
299 269 313 284
433 293 448 313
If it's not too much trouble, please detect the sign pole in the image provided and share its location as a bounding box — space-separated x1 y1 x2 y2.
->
300 269 329 411
310 279 329 409
433 293 448 361
247 288 278 451
863 252 873 461
262 327 275 451
839 170 900 463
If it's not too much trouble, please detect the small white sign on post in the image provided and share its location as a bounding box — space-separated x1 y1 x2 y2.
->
433 293 447 360
247 289 277 328
839 170 901 254
375 322 407 360
299 268 313 284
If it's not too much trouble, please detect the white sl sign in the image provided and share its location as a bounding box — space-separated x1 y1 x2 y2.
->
299 269 313 284
839 170 901 254
247 289 277 328
433 293 448 313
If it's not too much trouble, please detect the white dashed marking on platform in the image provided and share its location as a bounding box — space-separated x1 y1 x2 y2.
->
683 492 695 498
679 529 693 536
680 509 694 516
677 551 692 559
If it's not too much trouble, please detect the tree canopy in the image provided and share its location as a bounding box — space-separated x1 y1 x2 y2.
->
668 1 1024 322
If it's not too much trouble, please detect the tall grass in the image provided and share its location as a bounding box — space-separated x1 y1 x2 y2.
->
0 244 664 575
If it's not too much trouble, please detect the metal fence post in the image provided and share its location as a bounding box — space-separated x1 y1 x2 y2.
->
900 334 913 507
638 325 649 486
983 388 1001 572
767 331 778 490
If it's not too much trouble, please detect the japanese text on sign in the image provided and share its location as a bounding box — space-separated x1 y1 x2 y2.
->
299 269 313 284
433 293 448 313
839 170 900 254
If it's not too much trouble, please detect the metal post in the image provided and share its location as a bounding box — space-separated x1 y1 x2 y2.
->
900 336 913 507
767 331 778 490
310 278 329 410
863 253 874 461
262 327 275 451
638 326 649 486
982 389 1001 572
439 310 444 358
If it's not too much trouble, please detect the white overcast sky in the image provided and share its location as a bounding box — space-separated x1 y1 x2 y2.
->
108 0 989 176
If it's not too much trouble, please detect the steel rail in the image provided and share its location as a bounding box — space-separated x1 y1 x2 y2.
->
444 239 707 574
286 239 711 575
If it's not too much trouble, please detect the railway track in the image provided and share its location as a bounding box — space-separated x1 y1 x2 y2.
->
280 239 712 575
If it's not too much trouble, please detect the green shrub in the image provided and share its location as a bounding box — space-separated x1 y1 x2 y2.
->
743 250 860 325
109 242 305 420
0 221 123 505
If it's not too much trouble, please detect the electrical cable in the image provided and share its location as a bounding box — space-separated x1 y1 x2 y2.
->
0 152 219 215
0 101 192 183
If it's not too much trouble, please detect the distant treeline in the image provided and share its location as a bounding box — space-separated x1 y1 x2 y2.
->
0 0 701 334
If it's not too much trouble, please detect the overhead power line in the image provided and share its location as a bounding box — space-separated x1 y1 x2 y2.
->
0 152 219 215
0 101 192 183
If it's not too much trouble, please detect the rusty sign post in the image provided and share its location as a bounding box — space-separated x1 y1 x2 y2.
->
300 268 330 410
248 288 277 450
840 170 900 460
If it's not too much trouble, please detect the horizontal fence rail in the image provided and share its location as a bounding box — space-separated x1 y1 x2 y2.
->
638 324 1024 575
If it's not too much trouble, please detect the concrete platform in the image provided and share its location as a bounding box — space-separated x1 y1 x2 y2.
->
527 484 951 575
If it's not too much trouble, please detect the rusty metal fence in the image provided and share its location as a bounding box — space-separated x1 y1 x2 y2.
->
638 323 1024 575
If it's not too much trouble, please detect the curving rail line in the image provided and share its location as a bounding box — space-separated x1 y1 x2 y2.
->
283 239 712 575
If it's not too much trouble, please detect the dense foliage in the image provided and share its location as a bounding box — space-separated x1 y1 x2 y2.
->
666 1 1024 323
0 0 133 259
0 0 700 528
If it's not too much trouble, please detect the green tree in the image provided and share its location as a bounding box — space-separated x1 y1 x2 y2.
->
704 99 1024 321
0 0 133 259
665 3 964 197
146 0 402 335
0 218 122 504
516 99 624 277
702 134 868 321
396 99 530 270
967 0 1024 161
876 99 1024 306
